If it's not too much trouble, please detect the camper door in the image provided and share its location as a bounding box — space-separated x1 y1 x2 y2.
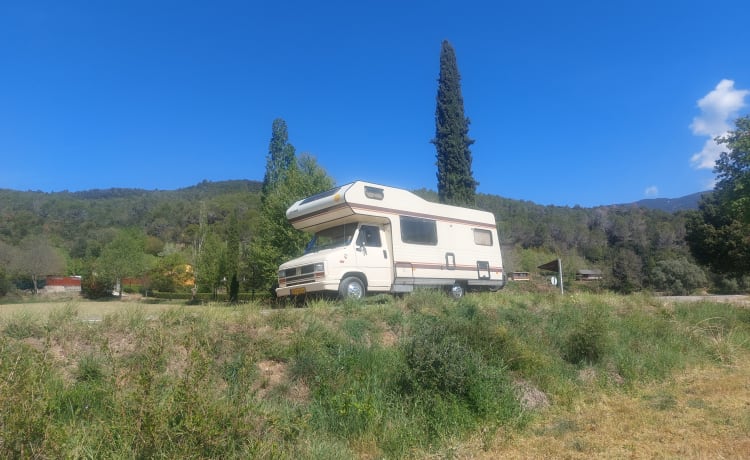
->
354 224 392 290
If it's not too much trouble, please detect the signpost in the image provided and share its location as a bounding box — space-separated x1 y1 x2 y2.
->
538 258 564 294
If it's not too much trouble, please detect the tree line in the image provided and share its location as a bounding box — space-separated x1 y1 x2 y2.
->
0 166 727 298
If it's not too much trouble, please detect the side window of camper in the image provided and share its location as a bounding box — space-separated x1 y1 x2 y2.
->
400 216 438 245
356 225 382 247
473 229 493 246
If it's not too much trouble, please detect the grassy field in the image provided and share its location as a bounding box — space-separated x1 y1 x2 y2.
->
1 292 748 458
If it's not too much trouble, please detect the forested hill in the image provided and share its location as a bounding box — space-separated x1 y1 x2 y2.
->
1 180 700 293
0 179 263 250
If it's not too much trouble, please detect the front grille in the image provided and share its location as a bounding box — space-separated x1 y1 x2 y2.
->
279 264 322 287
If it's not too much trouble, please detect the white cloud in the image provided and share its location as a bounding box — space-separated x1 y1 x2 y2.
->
644 186 659 197
690 79 749 170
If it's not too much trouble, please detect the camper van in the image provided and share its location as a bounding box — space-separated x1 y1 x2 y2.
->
276 181 506 300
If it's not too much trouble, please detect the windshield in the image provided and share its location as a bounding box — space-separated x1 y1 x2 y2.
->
305 223 358 253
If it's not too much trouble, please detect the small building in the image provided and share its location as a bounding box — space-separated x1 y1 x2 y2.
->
44 275 82 293
576 269 603 281
510 272 531 281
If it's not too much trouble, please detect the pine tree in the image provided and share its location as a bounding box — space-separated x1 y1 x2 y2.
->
261 118 296 200
432 40 477 206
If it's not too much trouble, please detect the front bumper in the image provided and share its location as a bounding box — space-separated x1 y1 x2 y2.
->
276 281 337 298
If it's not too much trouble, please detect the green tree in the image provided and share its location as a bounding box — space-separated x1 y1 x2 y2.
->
229 273 239 303
13 235 66 294
251 153 334 292
610 247 643 293
0 241 14 296
432 40 477 206
687 116 750 276
195 231 227 298
715 116 750 223
262 118 296 200
98 229 149 297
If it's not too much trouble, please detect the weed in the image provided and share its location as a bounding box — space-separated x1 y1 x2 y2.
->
75 352 105 382
2 310 43 339
46 302 79 331
688 317 749 364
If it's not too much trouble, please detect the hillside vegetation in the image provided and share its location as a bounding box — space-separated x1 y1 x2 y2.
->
1 291 748 458
1 179 727 298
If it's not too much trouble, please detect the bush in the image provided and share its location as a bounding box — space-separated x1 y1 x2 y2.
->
649 258 708 295
404 321 476 396
402 317 520 421
563 306 610 365
81 274 114 299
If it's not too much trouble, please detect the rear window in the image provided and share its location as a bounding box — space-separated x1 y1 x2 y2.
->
473 229 493 246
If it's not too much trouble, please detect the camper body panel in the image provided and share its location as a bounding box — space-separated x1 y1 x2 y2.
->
276 181 505 298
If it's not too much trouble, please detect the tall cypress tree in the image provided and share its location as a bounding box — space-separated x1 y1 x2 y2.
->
261 118 296 200
432 40 477 206
226 209 240 300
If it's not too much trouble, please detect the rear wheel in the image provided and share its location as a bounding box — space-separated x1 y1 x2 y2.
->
339 276 365 300
448 283 465 300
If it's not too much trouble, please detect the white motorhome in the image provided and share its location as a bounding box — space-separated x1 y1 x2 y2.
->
276 181 506 299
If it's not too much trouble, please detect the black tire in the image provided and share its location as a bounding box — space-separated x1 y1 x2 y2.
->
448 283 465 300
339 276 365 300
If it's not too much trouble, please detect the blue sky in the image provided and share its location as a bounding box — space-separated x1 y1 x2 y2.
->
1 1 748 207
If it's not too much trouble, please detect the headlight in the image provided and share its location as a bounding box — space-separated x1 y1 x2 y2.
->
314 263 324 272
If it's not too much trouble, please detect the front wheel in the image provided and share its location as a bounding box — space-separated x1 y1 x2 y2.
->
339 276 365 300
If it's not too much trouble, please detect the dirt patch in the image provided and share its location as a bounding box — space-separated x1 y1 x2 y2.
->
103 331 137 358
514 379 550 411
254 359 310 403
380 328 399 347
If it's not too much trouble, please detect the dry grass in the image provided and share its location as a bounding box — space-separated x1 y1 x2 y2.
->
0 298 184 320
467 358 750 459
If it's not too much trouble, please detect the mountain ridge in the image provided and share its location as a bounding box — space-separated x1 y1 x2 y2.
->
1 180 708 212
626 191 708 212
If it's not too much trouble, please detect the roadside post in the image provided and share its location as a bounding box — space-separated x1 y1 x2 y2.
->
538 258 564 295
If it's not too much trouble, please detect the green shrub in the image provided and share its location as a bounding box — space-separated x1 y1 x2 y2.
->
402 317 521 423
81 274 114 299
558 304 611 365
648 258 708 295
404 320 475 396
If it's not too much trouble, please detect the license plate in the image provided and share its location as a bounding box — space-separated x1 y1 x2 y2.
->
291 287 306 296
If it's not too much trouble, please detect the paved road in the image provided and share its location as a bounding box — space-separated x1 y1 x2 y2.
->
658 295 750 304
